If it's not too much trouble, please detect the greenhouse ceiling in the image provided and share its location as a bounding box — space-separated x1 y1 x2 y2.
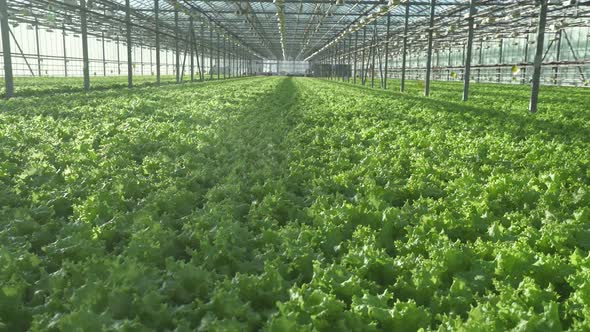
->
8 0 590 61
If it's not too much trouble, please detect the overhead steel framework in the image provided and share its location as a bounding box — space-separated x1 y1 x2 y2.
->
308 0 589 112
1 0 590 111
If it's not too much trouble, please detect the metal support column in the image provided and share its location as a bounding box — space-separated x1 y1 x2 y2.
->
497 38 503 83
401 0 410 92
231 42 234 78
338 41 342 81
361 27 367 85
190 17 194 82
210 26 213 80
338 42 342 81
447 47 451 80
141 45 145 76
384 13 390 89
62 24 68 77
155 0 160 84
80 0 90 90
327 49 331 79
335 45 338 80
102 32 106 76
0 0 13 98
35 19 41 76
347 33 352 82
329 46 335 80
520 32 529 84
529 0 548 113
461 44 466 79
329 47 333 80
125 0 132 88
344 40 348 81
334 46 337 80
200 23 205 81
424 0 436 97
342 42 346 81
371 20 377 88
553 29 562 85
477 40 483 82
117 36 121 75
353 30 358 84
334 43 338 80
175 10 179 83
193 29 202 82
217 33 220 80
223 37 226 79
436 49 439 79
462 0 476 101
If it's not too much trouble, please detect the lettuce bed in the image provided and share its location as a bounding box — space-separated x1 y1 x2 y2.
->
1 77 589 331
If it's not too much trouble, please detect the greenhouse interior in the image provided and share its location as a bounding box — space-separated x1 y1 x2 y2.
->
1 0 590 330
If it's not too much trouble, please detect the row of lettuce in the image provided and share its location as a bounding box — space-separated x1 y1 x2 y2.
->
1 77 589 330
